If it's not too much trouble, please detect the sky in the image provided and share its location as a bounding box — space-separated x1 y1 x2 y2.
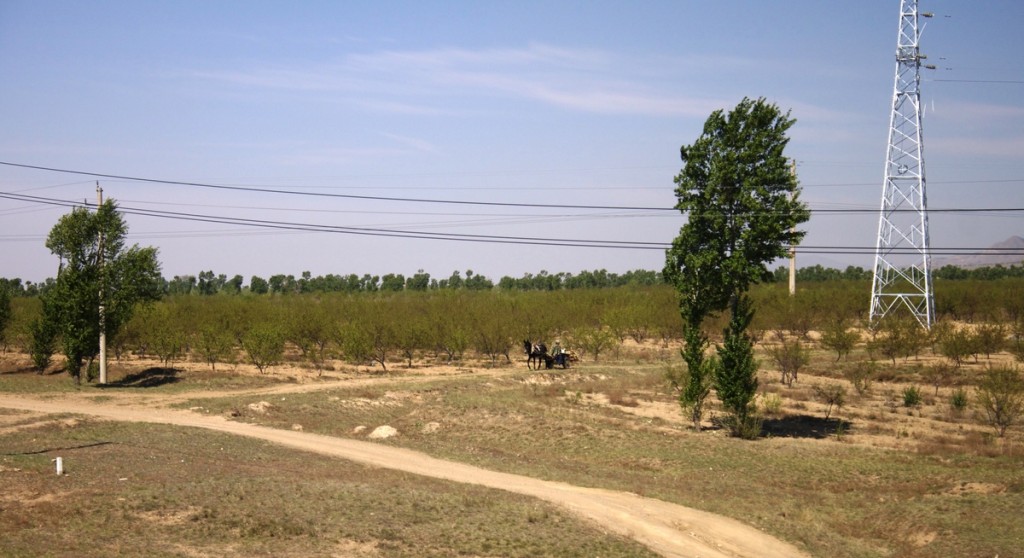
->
2 0 1023 285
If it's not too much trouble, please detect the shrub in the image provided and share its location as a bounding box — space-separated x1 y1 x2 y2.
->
975 366 1024 437
844 361 876 396
950 388 970 414
765 337 809 387
720 412 764 440
902 386 922 408
834 420 848 441
29 317 58 373
760 393 783 417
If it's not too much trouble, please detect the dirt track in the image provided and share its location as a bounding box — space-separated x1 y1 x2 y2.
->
0 392 809 558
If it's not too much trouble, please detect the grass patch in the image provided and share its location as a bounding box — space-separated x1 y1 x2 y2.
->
191 363 1024 558
4 350 1023 558
1 419 656 557
0 364 291 395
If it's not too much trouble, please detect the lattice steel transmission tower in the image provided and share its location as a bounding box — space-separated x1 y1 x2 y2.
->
870 0 936 328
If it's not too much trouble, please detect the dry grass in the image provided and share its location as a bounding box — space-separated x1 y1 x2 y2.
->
0 417 655 558
2 340 1023 558
180 364 1023 558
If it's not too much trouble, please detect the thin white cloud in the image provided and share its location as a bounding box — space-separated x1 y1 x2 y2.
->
377 132 437 154
278 146 416 166
188 43 748 118
272 132 437 166
354 99 451 116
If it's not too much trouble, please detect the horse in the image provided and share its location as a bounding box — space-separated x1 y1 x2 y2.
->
523 339 553 370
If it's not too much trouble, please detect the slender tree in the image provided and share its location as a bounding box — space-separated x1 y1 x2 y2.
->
665 97 809 437
41 199 162 384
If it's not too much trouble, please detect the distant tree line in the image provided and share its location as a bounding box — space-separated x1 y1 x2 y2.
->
4 263 1023 298
772 264 1024 282
2 268 662 296
0 277 55 298
772 265 872 282
932 264 1024 280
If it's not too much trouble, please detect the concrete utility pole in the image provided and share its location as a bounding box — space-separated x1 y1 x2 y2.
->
97 182 107 384
789 159 797 296
870 0 936 328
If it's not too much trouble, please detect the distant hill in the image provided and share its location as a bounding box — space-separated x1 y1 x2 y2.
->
934 235 1024 269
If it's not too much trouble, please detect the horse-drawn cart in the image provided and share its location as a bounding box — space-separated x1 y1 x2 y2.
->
524 340 577 370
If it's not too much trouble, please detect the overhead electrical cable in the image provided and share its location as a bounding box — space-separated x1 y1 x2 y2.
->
0 192 664 250
0 161 674 212
2 191 1023 257
4 160 1024 213
3 190 1022 225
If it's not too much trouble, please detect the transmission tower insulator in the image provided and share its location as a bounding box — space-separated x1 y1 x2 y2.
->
870 0 936 329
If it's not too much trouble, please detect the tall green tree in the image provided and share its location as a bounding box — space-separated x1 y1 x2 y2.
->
665 97 809 437
40 199 162 384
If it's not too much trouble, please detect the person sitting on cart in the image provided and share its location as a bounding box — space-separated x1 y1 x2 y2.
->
551 340 567 367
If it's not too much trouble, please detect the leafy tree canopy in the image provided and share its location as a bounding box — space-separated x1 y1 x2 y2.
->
666 96 810 317
665 97 810 437
41 199 162 381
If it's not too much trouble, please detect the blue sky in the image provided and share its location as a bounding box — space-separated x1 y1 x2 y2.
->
2 1 1022 284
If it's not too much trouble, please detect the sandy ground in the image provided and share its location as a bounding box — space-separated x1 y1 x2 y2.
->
0 378 810 558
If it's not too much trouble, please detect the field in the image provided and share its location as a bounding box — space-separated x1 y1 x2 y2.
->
1 333 1022 558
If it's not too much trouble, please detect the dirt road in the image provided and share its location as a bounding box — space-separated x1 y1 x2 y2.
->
0 393 809 558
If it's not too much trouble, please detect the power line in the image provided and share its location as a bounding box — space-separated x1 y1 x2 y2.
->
2 192 1023 258
4 160 1024 213
0 192 664 250
0 161 675 212
3 186 1022 220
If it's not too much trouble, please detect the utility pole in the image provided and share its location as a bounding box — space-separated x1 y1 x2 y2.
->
870 0 936 328
789 159 797 296
97 182 107 384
